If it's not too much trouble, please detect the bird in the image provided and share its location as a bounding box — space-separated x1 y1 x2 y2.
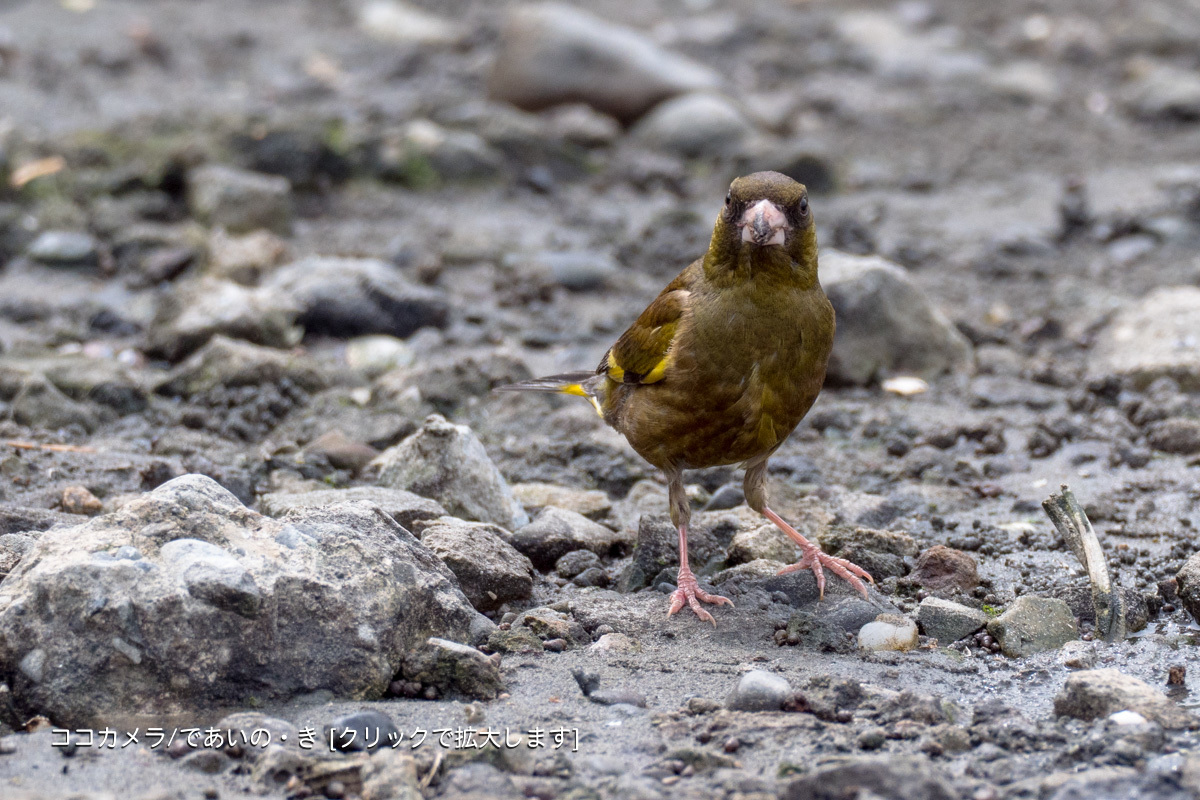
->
499 171 871 624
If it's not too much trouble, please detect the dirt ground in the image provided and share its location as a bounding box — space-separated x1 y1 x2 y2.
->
2 0 1200 798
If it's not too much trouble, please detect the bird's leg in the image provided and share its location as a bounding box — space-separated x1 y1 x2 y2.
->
665 471 733 625
744 459 873 601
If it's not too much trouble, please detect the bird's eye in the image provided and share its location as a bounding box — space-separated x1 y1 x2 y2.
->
725 191 732 206
799 196 809 214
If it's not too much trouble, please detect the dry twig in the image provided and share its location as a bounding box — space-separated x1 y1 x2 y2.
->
1042 484 1125 642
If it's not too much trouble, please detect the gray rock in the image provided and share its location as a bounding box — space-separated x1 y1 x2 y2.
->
376 120 504 186
555 549 600 579
26 230 99 267
726 669 792 712
179 748 229 774
519 250 620 292
188 164 293 234
1121 63 1200 122
820 250 973 385
419 517 533 612
0 475 480 726
360 748 422 800
1054 669 1194 729
155 335 327 397
0 533 35 577
726 524 796 566
1147 417 1200 455
488 3 720 123
358 0 460 45
1175 553 1200 624
509 506 629 570
858 613 919 652
264 257 450 339
615 514 678 593
260 487 446 531
1090 287 1200 391
10 374 98 433
0 505 75 535
987 596 1078 658
510 482 612 521
375 414 528 529
326 710 399 752
0 354 148 416
632 93 755 159
782 755 957 800
400 637 505 700
917 597 988 643
909 546 979 593
148 277 302 362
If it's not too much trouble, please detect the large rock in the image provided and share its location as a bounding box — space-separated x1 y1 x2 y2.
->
917 597 988 643
1054 669 1194 729
264 257 450 339
188 164 293 234
147 277 301 362
986 596 1077 658
908 545 979 593
419 517 534 612
508 506 629 569
783 756 957 800
9 374 99 433
631 93 754 159
155 335 327 397
0 354 148 416
260 487 446 531
1121 63 1200 122
1175 552 1200 624
820 250 973 385
488 3 720 123
1090 287 1200 391
0 475 482 727
375 415 528 529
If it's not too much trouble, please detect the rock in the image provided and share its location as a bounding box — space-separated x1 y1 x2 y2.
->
260 487 446 531
510 482 612 521
419 517 533 612
358 0 460 45
1146 418 1200 455
589 632 639 653
187 164 293 234
1090 287 1200 391
147 277 301 362
1058 640 1097 670
0 533 35 577
1054 669 1194 729
375 120 504 186
155 336 326 397
0 354 149 416
726 524 796 565
61 486 103 516
782 755 957 800
180 748 229 773
703 483 745 511
631 93 755 159
909 546 979 593
820 250 973 385
375 415 528 529
1174 553 1200 624
488 3 720 124
820 525 919 580
360 748 422 800
916 597 988 643
987 61 1059 104
0 505 75 535
326 710 399 752
508 506 629 569
0 475 480 726
615 514 678 593
1122 63 1200 122
206 228 289 284
858 613 919 652
398 638 501 700
987 596 1078 658
555 549 600 579
10 374 98 433
346 335 414 378
517 250 621 292
302 430 379 473
265 257 450 339
26 230 99 267
725 669 792 712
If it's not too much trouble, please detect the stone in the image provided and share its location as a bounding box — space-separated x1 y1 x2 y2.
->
0 354 149 416
858 613 919 652
1057 640 1098 670
260 487 446 532
631 93 755 159
375 415 528 529
726 524 797 565
264 257 450 339
155 336 326 397
346 335 414 378
1146 418 1200 455
1121 63 1200 122
518 250 621 292
10 374 98 433
326 710 399 752
488 3 720 124
916 597 988 643
555 549 600 579
615 514 678 593
909 546 979 593
61 485 103 516
508 506 629 569
399 637 504 700
302 430 379 474
26 230 99 267
188 164 293 234
1054 669 1194 729
782 755 957 800
205 228 288 284
358 0 460 45
0 475 481 727
375 120 504 186
0 533 35 577
147 277 302 362
987 596 1078 658
510 482 612 521
419 517 533 612
820 250 973 385
725 669 792 712
1090 287 1200 391
1174 552 1200 625
360 748 422 800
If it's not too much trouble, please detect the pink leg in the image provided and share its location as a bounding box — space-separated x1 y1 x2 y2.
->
667 523 733 626
763 507 873 601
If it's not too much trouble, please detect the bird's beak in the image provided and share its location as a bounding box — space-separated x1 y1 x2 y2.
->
740 199 788 246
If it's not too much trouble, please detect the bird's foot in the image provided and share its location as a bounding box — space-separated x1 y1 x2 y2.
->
778 543 873 601
667 568 733 626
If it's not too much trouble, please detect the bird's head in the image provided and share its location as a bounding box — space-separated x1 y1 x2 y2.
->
704 171 817 283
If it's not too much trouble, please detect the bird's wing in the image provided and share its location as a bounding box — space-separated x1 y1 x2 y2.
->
598 268 695 385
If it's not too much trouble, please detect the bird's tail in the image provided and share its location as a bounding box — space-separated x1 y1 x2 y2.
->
495 371 605 415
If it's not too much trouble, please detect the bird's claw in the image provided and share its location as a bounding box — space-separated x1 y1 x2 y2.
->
778 545 874 601
667 569 733 626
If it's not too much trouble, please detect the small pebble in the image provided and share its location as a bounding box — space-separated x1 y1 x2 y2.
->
1169 664 1187 686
